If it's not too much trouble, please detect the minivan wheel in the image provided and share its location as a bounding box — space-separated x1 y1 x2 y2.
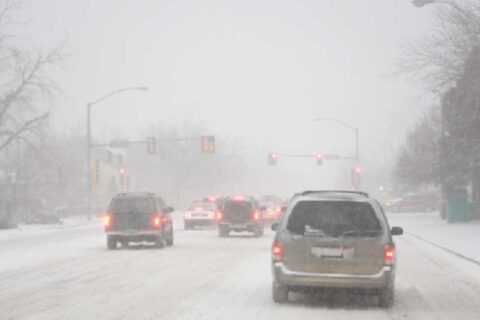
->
107 236 117 250
378 287 394 308
272 282 289 303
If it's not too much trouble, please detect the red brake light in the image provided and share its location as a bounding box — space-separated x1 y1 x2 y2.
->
103 214 112 228
384 245 394 265
184 212 192 219
272 241 283 261
152 214 162 228
253 211 261 220
216 211 224 220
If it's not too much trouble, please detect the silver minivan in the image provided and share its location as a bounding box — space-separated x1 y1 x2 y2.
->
271 191 403 307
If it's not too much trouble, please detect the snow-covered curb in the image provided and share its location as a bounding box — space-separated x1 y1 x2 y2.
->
0 215 101 241
388 212 480 264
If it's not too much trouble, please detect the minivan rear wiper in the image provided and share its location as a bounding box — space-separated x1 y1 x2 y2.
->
341 230 381 238
303 226 327 237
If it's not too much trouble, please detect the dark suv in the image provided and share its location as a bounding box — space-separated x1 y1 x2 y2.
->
271 191 403 307
104 193 174 249
217 196 264 237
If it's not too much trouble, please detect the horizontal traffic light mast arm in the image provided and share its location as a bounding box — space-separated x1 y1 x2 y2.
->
90 137 204 149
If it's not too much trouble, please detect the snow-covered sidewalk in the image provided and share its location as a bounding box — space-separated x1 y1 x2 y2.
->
0 215 100 241
388 212 480 264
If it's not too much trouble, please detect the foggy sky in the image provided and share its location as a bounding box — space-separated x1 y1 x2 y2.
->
21 0 437 194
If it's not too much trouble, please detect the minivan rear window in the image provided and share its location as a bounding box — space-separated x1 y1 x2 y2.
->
111 198 154 214
286 201 381 237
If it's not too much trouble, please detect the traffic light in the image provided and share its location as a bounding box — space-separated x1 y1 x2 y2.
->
354 165 361 175
268 152 278 165
201 136 215 153
146 137 156 154
316 153 324 166
119 167 125 189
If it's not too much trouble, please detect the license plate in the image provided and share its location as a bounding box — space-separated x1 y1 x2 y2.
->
125 230 138 236
311 246 343 258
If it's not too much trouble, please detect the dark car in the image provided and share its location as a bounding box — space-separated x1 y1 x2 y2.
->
103 192 174 250
217 196 264 237
271 190 403 308
387 192 440 213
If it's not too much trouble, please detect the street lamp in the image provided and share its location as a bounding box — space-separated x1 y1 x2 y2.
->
314 117 361 190
86 86 148 219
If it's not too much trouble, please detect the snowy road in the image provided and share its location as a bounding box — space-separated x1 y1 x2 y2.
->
1 214 480 320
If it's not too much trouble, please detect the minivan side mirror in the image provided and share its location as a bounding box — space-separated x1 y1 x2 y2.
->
164 207 174 214
271 222 279 231
391 226 403 236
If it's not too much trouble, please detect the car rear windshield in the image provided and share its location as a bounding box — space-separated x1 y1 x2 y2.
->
286 200 381 237
224 200 253 213
188 203 215 210
111 198 154 214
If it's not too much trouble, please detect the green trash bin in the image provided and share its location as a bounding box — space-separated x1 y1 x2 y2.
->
447 188 471 223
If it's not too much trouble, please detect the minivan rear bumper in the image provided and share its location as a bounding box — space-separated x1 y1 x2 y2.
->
273 262 393 289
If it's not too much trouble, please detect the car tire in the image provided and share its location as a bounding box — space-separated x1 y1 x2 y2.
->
253 228 263 237
218 227 229 238
166 233 174 246
378 287 394 308
107 236 117 250
272 282 289 303
154 235 166 249
120 240 129 248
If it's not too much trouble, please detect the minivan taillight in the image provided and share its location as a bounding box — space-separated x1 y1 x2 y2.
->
103 214 112 228
384 245 394 265
272 241 283 261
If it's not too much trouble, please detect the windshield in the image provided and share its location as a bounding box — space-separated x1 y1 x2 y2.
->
188 203 215 211
111 198 154 214
287 201 381 237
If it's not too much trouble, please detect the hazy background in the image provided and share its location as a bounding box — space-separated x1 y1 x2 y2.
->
20 0 436 197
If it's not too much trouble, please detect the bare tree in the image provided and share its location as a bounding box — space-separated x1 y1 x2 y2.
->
0 0 65 153
398 0 480 92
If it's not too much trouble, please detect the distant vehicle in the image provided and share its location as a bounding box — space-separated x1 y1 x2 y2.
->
386 192 440 213
103 192 174 250
271 190 403 308
184 201 218 230
261 202 283 224
217 196 265 237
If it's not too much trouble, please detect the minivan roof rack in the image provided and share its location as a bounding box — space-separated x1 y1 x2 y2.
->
300 190 369 197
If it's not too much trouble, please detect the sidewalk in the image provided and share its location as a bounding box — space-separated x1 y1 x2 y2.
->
0 215 100 241
388 212 480 263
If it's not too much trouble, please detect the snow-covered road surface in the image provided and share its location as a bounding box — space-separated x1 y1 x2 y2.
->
1 214 480 320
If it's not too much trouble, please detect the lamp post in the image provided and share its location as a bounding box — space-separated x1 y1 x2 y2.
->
86 86 148 219
314 117 361 190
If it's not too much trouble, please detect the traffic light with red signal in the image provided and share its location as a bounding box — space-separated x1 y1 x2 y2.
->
268 152 278 165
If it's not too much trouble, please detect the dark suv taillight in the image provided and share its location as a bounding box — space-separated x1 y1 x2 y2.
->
103 213 112 229
152 214 163 228
252 211 261 221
